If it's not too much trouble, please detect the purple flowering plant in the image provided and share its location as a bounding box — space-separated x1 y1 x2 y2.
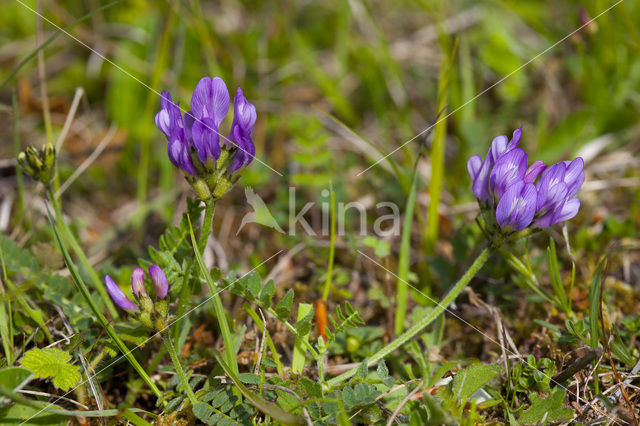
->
105 264 170 331
155 76 257 201
467 128 584 244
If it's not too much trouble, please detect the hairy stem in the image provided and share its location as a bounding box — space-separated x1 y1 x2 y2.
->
327 246 492 387
164 334 198 405
196 198 239 375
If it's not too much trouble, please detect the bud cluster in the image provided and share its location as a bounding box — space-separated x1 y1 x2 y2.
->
104 265 171 332
17 143 56 186
155 76 257 201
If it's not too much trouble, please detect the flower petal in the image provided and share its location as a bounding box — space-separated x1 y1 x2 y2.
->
192 117 221 164
209 77 230 127
523 160 547 184
564 157 584 198
190 77 212 120
105 275 137 310
512 183 537 230
552 198 581 224
490 148 527 199
467 154 482 181
496 181 524 228
489 135 509 162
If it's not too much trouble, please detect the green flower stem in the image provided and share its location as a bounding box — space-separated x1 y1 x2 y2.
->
193 198 239 375
163 334 198 406
47 205 163 401
327 246 492 387
46 188 118 318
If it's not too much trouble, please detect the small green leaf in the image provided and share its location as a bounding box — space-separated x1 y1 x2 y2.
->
442 363 500 403
259 280 275 308
238 373 261 385
518 388 574 424
296 307 314 336
275 289 294 319
192 402 214 423
245 272 261 300
21 348 81 391
376 361 389 379
355 361 368 380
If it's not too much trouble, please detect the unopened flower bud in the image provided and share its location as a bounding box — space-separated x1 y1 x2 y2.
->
43 143 56 172
131 267 147 298
104 275 138 311
149 265 169 299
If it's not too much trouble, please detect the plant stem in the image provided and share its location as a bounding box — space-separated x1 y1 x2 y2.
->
198 198 216 255
163 334 198 406
46 188 118 317
321 186 336 302
191 199 239 375
327 246 492 387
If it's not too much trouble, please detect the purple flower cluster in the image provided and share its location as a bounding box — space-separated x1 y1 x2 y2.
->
155 76 257 176
467 128 584 232
105 265 169 311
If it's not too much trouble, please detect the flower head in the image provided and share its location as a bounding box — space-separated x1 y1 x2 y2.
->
468 129 521 203
105 275 138 310
467 128 584 238
496 181 537 231
154 76 257 200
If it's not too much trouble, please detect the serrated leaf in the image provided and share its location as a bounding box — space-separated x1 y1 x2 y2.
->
275 289 294 319
518 388 574 424
259 280 275 308
21 348 81 391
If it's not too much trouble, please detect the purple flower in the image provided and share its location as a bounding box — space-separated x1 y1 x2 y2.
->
105 275 138 310
190 77 230 164
468 128 521 203
167 126 197 176
149 265 169 299
131 268 146 298
155 76 257 180
155 91 182 139
489 148 528 199
496 181 537 231
228 87 257 173
523 160 547 184
534 158 584 227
